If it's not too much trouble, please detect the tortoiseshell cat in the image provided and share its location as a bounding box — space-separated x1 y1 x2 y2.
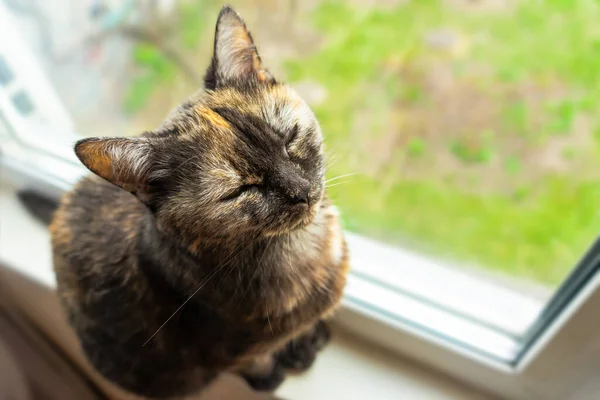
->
50 6 348 399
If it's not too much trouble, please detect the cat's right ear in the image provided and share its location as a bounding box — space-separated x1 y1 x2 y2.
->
204 6 274 90
74 137 156 201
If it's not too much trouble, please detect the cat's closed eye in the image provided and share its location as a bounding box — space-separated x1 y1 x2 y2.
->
284 124 299 157
221 184 262 202
286 124 299 145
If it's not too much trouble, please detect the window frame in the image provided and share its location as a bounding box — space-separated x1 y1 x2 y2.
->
337 247 600 399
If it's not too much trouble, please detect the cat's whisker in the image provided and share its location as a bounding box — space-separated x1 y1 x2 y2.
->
238 235 273 303
266 304 273 336
324 153 340 169
325 173 358 184
218 259 239 290
324 149 352 170
287 234 295 274
174 154 202 171
218 241 249 287
326 181 352 189
142 239 251 347
142 270 217 347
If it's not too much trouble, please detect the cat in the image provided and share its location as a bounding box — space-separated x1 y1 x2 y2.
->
50 5 348 399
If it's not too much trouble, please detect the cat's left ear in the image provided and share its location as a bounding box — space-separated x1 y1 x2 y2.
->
204 6 274 89
74 137 158 202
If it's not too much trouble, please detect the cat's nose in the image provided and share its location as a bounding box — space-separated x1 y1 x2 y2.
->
291 183 310 205
292 191 309 204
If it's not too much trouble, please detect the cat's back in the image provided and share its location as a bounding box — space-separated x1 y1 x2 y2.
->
50 175 147 290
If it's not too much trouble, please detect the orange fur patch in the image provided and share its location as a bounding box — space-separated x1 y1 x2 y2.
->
189 237 203 253
78 142 115 181
195 107 231 129
232 26 251 46
257 70 270 82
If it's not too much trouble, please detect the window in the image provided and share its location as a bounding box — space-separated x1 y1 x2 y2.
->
1 1 598 398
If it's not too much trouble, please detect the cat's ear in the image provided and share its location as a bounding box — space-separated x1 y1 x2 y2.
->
74 137 156 200
204 6 274 89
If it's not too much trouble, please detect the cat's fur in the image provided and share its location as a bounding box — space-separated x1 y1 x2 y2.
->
50 6 348 399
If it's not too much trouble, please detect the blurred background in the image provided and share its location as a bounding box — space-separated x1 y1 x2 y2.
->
3 0 599 300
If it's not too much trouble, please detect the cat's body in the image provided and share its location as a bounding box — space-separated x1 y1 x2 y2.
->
51 6 348 399
52 175 347 397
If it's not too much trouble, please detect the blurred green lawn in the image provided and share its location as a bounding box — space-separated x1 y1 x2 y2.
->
128 0 600 286
285 0 600 286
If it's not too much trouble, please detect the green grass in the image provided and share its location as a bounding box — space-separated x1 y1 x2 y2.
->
284 0 600 285
123 44 177 113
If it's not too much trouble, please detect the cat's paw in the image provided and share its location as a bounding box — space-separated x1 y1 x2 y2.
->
277 320 331 371
242 364 286 392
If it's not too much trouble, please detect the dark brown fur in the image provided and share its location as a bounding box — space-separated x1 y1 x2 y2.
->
50 6 348 399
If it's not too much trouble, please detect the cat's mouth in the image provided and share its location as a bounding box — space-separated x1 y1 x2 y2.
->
260 199 320 237
286 198 321 231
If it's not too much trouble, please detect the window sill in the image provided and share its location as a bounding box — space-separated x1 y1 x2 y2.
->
344 232 548 362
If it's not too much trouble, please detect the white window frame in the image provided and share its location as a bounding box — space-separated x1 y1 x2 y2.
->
2 9 599 399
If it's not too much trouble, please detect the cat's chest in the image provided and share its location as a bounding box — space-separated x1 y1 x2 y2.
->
180 203 346 320
247 206 346 317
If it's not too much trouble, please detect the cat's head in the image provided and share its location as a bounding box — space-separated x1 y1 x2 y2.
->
75 6 325 246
